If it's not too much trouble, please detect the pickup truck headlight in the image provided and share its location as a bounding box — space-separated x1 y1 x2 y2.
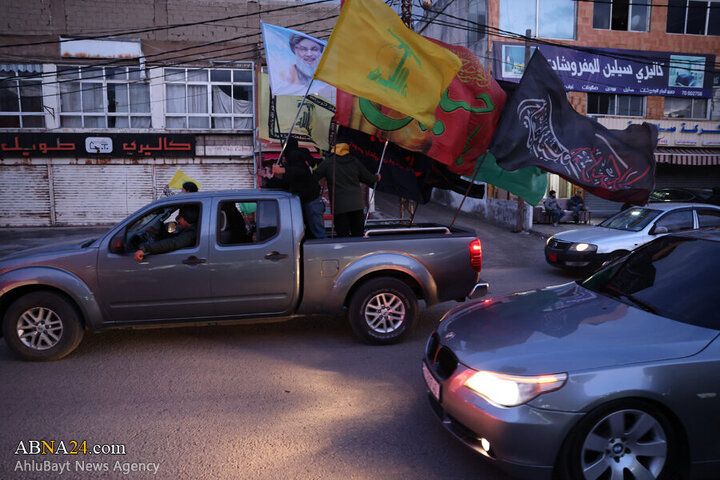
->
464 371 567 407
569 242 597 253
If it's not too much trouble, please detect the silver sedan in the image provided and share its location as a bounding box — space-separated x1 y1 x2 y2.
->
423 229 720 480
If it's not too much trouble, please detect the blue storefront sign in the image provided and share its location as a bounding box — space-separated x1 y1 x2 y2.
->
492 41 714 98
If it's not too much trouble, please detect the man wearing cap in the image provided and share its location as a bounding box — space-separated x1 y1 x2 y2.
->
134 206 199 262
315 143 381 237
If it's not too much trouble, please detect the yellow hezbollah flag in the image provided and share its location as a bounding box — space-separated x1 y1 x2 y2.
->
313 0 461 127
168 169 201 189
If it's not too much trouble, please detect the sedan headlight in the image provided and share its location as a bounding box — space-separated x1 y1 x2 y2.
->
569 242 597 253
464 371 568 407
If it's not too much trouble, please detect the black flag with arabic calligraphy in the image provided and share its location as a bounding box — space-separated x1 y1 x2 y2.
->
489 51 657 204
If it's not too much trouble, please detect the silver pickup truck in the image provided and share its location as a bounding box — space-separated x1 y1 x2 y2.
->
0 190 486 361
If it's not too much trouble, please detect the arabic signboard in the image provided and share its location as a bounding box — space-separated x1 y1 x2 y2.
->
0 133 195 157
492 42 714 99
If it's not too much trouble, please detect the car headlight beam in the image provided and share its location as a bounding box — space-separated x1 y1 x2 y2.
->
569 242 597 252
464 371 568 407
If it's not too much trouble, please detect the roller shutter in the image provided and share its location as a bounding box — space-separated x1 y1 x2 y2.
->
0 165 51 226
52 164 154 225
154 162 255 197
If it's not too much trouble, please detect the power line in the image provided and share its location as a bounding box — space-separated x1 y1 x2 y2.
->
2 1 717 109
572 0 717 8
4 22 335 104
416 9 720 72
1 16 337 86
0 0 336 49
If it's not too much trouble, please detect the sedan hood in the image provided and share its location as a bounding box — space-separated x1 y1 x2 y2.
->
437 283 718 375
552 226 634 244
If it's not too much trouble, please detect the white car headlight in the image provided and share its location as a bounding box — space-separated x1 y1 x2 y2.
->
569 242 597 252
464 371 567 407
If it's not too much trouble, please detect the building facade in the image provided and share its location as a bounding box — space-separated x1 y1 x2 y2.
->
0 0 338 226
420 0 719 220
488 0 720 216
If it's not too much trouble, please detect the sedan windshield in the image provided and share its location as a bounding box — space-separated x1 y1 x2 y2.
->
582 236 720 329
598 207 661 232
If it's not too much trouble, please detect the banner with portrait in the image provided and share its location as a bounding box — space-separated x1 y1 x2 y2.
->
261 22 335 102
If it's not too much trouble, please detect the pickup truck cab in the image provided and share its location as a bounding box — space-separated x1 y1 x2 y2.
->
0 190 486 360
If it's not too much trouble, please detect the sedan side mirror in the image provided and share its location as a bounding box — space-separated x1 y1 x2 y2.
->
109 230 127 254
652 225 669 235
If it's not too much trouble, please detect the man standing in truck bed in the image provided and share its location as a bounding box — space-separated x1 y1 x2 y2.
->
315 143 380 237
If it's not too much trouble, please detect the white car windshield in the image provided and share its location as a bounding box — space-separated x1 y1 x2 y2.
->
598 207 661 232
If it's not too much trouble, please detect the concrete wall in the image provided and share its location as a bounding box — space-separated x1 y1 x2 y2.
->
432 189 533 231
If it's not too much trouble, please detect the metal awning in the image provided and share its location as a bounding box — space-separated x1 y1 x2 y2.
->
655 147 720 166
0 64 43 73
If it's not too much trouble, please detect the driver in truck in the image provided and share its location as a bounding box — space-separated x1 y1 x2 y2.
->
134 206 199 262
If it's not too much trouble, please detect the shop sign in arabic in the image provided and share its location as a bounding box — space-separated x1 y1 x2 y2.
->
493 42 714 99
620 120 720 147
0 134 195 157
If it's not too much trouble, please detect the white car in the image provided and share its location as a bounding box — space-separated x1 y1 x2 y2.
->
544 202 720 270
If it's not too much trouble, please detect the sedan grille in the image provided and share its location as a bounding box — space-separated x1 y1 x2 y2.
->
425 333 458 380
548 239 572 250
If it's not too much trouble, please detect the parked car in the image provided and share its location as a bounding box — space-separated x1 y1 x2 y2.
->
648 187 713 204
422 229 720 480
0 189 487 361
545 202 720 270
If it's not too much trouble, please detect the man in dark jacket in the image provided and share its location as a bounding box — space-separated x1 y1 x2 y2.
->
134 206 199 262
314 143 380 237
567 190 586 224
272 138 327 239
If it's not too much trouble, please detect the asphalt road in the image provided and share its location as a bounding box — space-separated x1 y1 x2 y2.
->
0 194 585 480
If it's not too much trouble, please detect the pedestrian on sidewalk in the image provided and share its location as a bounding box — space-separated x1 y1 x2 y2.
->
543 190 563 226
567 190 586 224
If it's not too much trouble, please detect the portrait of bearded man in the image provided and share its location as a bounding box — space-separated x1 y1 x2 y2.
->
278 34 334 100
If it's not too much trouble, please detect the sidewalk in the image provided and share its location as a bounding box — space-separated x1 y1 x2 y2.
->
529 219 600 240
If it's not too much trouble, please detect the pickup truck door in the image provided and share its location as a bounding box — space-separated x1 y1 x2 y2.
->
208 197 297 317
96 200 213 323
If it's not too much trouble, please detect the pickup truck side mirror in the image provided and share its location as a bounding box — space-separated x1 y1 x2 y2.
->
109 231 127 254
652 225 669 235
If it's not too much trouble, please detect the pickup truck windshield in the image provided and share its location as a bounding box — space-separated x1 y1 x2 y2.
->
598 207 661 232
582 236 720 329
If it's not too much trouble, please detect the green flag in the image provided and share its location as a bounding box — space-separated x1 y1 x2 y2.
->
476 152 547 206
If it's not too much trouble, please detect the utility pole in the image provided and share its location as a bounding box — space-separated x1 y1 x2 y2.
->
514 29 533 232
401 0 413 29
398 0 414 220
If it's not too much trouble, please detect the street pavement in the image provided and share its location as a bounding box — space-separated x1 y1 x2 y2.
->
0 194 592 480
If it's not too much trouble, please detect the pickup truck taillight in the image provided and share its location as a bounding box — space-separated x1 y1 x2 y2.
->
469 239 482 272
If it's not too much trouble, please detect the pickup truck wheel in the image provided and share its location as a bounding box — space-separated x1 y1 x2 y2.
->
2 292 84 361
349 278 418 345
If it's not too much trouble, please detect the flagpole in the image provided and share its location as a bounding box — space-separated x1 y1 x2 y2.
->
328 123 338 239
450 153 487 230
275 80 315 165
364 139 388 228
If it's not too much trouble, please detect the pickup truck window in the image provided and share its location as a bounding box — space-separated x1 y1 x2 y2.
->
217 200 278 245
126 202 201 252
